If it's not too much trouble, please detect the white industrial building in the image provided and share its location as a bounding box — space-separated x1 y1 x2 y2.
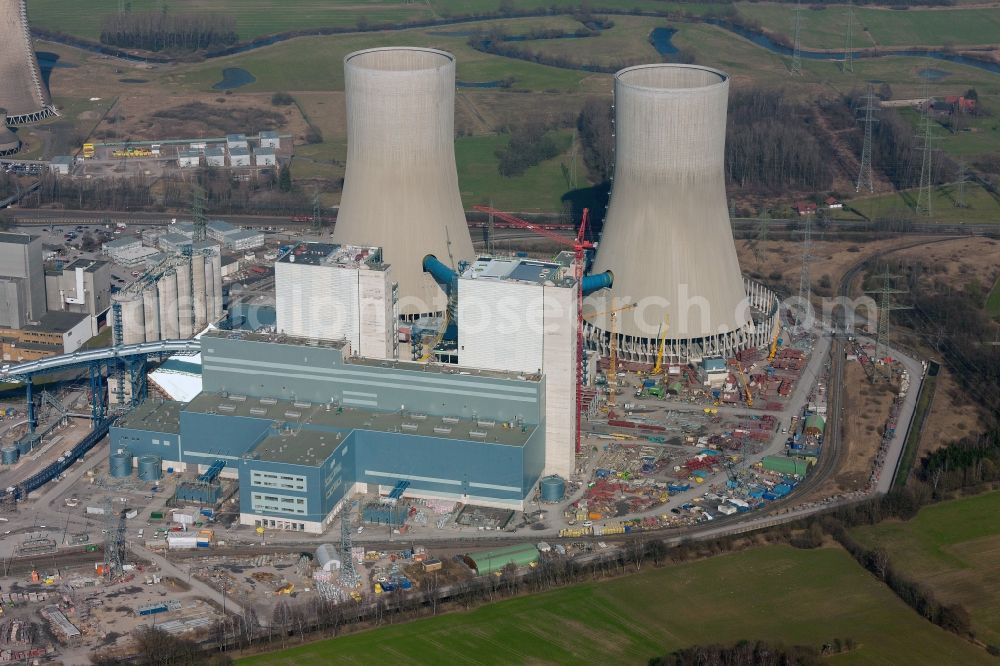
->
229 146 251 167
457 256 577 478
48 155 73 175
177 150 200 168
275 242 396 360
102 237 161 267
259 130 280 149
255 146 276 166
205 147 225 167
226 134 248 150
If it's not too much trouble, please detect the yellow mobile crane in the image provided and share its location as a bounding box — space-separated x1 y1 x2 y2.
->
733 362 753 408
768 310 782 361
583 302 636 412
650 315 670 375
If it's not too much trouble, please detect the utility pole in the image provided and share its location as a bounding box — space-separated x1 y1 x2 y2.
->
791 2 803 75
312 192 321 231
955 159 968 208
843 3 855 73
797 214 812 331
856 83 879 193
865 266 911 379
915 108 934 217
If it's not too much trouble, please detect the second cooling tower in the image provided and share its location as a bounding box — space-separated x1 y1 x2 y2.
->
586 64 752 361
333 47 474 317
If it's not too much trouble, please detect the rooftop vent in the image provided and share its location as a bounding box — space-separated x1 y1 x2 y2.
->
401 423 419 431
293 401 312 409
217 404 236 413
433 426 452 435
284 411 301 419
229 394 247 402
442 416 459 424
260 397 277 405
249 407 267 416
469 430 488 439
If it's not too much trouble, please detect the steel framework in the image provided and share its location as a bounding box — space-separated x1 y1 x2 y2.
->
103 498 127 582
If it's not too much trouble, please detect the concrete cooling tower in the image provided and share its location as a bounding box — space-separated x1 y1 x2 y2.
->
0 0 56 125
333 47 474 317
585 64 762 363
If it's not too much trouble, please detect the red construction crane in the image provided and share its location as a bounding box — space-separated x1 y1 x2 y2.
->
472 205 595 455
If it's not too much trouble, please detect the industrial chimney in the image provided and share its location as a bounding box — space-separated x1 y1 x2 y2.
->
0 0 56 125
585 64 753 362
333 47 474 317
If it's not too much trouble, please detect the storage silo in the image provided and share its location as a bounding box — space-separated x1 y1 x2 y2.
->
191 253 208 331
203 254 217 324
113 292 145 344
539 475 565 503
138 455 162 481
210 252 223 321
157 270 180 339
109 451 132 477
333 47 475 316
585 64 752 363
1 446 19 465
175 261 194 338
142 284 160 342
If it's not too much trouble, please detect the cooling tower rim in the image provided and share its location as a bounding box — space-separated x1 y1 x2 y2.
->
344 46 455 72
615 63 728 94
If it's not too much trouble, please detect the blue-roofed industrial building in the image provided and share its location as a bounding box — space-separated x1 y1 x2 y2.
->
110 329 545 532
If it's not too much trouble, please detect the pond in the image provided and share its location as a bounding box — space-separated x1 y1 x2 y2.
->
650 27 679 56
212 67 256 90
457 80 505 88
918 68 951 81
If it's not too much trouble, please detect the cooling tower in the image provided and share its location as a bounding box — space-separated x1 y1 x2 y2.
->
585 64 753 362
0 0 56 125
0 113 19 156
333 47 474 316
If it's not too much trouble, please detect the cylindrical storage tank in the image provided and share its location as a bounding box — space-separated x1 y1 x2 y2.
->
138 455 162 481
142 285 160 342
334 47 474 317
210 252 223 320
585 64 752 360
175 261 194 338
191 253 208 331
109 451 132 478
204 254 217 323
113 292 145 344
157 270 180 339
539 475 566 503
1 446 19 465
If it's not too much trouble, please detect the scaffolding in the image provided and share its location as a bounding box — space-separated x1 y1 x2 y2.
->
339 502 361 589
103 498 127 582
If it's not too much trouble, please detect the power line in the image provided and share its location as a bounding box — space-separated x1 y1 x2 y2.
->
865 266 911 378
955 159 968 208
797 214 812 330
791 2 803 75
856 83 879 193
915 106 935 217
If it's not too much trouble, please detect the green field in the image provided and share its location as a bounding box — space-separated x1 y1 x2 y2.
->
508 15 664 69
853 491 1000 646
849 182 1000 223
456 130 575 211
988 278 1000 316
238 545 990 665
736 3 1000 49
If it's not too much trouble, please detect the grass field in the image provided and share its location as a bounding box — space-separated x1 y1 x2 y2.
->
238 545 990 665
848 182 1000 223
736 3 1000 49
507 15 664 69
853 491 1000 646
986 277 1000 317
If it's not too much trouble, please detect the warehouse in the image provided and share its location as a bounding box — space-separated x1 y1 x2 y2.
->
109 328 546 532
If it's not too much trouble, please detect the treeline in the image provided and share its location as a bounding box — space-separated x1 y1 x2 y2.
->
92 626 232 665
919 429 1000 496
496 121 561 177
726 91 833 192
100 12 238 52
649 639 849 666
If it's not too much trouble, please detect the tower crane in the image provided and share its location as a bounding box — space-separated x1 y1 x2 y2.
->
472 205 596 455
651 315 670 375
583 302 636 414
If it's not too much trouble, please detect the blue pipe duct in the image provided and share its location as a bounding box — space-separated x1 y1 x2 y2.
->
422 255 458 289
582 271 614 296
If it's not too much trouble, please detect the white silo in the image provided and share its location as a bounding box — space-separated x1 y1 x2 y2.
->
191 253 208 331
585 64 752 362
113 292 145 344
204 253 217 323
142 284 160 342
176 260 193 338
157 270 180 339
210 252 222 321
333 47 474 316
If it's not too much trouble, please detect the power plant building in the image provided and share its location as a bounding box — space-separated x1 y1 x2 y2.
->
275 242 396 360
110 329 546 532
0 0 56 125
333 47 474 317
44 258 111 324
584 64 775 363
457 257 577 478
0 232 46 329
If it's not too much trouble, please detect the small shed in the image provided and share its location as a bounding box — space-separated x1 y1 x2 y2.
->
205 147 225 167
177 150 200 168
259 130 280 149
255 146 276 166
315 543 342 572
229 146 251 167
468 543 539 576
804 415 826 435
49 155 74 175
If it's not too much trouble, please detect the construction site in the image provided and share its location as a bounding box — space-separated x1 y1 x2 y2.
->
0 47 928 664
